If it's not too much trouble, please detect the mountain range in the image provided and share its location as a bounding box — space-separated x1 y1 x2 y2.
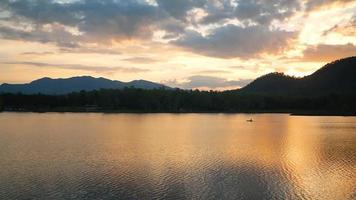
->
0 76 169 94
241 56 356 95
0 56 355 95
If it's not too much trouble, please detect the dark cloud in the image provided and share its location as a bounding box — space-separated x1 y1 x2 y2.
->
174 25 296 58
301 43 356 62
159 18 187 38
201 0 300 25
0 0 204 43
156 0 206 20
164 75 252 89
236 0 300 25
198 0 234 24
0 0 78 27
3 61 150 74
76 0 160 41
0 0 162 50
0 0 160 40
0 25 79 48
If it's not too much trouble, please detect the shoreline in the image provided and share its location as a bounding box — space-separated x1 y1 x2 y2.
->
1 108 356 116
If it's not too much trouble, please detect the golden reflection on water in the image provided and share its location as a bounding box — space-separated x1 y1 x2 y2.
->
283 116 356 200
0 113 355 199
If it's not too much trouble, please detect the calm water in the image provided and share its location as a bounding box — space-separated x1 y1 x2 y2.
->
0 113 355 200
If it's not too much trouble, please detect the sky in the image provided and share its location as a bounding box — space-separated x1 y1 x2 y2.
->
0 0 355 90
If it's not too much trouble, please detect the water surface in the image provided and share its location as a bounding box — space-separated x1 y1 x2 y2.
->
0 113 355 200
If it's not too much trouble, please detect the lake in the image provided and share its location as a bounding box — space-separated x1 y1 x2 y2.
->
0 113 355 200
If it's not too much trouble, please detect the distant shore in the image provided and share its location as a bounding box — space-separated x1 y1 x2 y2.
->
1 108 355 116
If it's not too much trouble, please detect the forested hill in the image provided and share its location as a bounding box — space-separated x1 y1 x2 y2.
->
241 57 356 95
0 76 170 95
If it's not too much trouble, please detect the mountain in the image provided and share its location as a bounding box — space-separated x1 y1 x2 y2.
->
1 57 355 95
241 57 356 95
0 76 170 95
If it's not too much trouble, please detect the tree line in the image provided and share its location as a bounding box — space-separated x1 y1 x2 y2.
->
1 88 356 115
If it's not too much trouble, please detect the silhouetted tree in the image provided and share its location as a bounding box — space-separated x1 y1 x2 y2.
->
1 88 356 115
0 96 3 111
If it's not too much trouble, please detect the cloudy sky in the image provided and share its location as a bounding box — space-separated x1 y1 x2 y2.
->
0 0 355 90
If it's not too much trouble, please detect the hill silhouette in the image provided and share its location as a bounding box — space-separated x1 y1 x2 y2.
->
242 57 356 95
241 72 298 94
0 76 169 94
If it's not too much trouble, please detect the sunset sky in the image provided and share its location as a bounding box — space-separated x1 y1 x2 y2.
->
0 0 355 90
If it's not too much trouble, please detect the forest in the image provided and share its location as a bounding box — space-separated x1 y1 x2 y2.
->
1 88 356 115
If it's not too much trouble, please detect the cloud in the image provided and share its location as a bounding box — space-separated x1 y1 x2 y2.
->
301 43 356 62
0 0 161 41
235 0 300 25
0 1 301 44
229 66 247 69
156 0 206 20
174 25 296 58
164 75 252 89
21 52 55 56
76 1 160 41
0 0 201 44
323 14 356 37
0 0 304 60
196 70 231 74
122 57 158 63
201 0 300 25
3 61 150 74
0 0 172 54
3 0 353 62
20 48 121 56
58 47 121 55
305 0 354 11
0 25 79 48
229 65 262 72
